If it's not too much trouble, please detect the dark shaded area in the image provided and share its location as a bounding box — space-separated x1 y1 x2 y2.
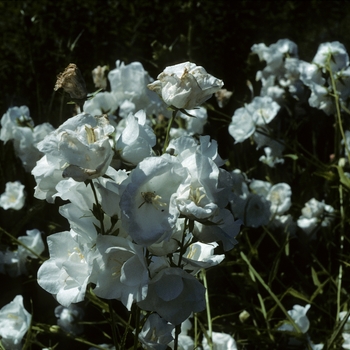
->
1 1 350 125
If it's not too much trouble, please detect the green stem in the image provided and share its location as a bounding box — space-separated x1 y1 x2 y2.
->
201 268 213 350
163 109 178 153
241 251 303 334
89 180 105 235
133 305 141 350
108 300 120 350
0 227 45 262
327 57 350 163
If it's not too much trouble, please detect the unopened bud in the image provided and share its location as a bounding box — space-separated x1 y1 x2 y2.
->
92 65 108 90
239 310 250 323
215 88 233 108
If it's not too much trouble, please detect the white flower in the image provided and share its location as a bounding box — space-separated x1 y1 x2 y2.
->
0 105 33 143
193 208 241 251
83 91 118 117
138 313 174 350
148 62 223 110
91 235 148 310
202 332 237 350
108 60 168 117
35 113 114 182
313 41 349 72
120 154 188 246
37 230 95 307
297 198 334 235
116 110 156 165
229 96 280 143
278 304 311 333
178 241 225 275
138 267 206 325
4 229 45 277
55 304 84 335
0 181 26 210
0 295 31 350
266 183 292 215
231 193 271 228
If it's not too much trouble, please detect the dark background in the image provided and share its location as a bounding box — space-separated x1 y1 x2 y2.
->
2 0 350 125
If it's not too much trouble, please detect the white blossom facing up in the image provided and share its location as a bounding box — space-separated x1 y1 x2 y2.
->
120 154 188 246
148 62 224 110
0 181 26 210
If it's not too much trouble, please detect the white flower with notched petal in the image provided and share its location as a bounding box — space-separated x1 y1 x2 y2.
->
0 181 26 210
148 62 223 110
37 230 95 307
91 235 149 310
0 295 31 350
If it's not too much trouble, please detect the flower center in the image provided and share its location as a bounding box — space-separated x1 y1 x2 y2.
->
188 187 206 206
138 191 167 211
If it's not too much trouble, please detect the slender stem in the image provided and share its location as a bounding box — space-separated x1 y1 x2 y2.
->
201 268 213 350
337 184 344 321
133 305 141 350
163 109 177 153
177 218 189 268
0 227 45 262
108 300 120 350
327 57 350 163
89 180 105 235
240 251 303 333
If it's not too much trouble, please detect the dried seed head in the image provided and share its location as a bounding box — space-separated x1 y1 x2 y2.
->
54 63 87 100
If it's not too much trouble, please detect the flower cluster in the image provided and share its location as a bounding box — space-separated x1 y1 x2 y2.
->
26 60 240 349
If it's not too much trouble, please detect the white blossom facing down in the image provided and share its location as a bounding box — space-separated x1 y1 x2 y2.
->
138 267 206 325
278 304 311 333
55 304 84 335
148 61 224 110
116 110 156 165
138 313 174 350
